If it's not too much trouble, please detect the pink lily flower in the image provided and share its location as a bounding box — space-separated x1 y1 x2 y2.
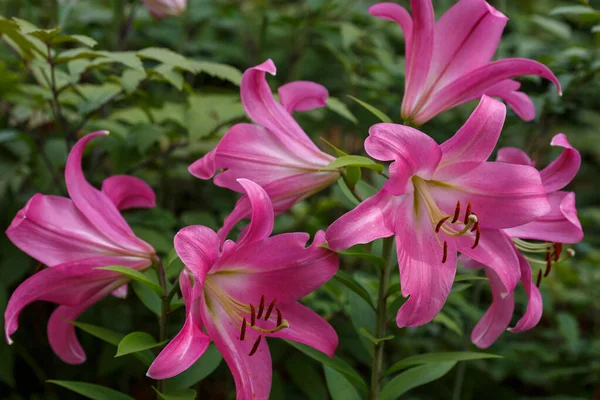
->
4 131 156 364
369 0 562 125
188 59 340 240
467 133 583 348
147 179 338 400
142 0 186 18
326 96 551 328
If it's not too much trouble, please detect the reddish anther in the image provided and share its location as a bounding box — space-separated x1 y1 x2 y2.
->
471 224 481 249
451 201 461 223
264 299 276 321
435 216 451 233
240 318 247 341
257 295 265 319
276 308 282 326
442 241 448 263
544 252 552 278
554 243 563 262
249 335 262 356
250 304 256 326
536 269 543 287
464 202 472 224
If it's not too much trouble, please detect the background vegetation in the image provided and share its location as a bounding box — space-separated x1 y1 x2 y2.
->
0 0 598 399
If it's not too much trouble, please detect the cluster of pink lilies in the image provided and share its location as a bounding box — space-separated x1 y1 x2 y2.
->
4 1 583 399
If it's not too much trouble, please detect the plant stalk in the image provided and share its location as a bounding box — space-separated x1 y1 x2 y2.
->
155 258 169 395
369 237 395 400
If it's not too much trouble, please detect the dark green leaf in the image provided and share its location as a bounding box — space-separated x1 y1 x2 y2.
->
327 97 358 124
48 380 135 400
115 332 166 357
381 362 457 400
333 270 375 309
324 155 384 173
98 266 163 295
386 351 502 375
154 388 197 400
324 366 362 400
347 95 392 123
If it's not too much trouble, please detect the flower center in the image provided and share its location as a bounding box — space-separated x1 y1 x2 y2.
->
512 239 575 286
204 278 289 356
413 177 481 263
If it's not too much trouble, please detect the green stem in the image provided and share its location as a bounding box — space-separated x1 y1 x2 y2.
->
155 258 169 395
369 237 395 400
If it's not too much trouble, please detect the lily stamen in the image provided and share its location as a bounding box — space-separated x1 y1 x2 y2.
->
451 200 461 223
463 202 472 224
264 299 276 321
240 318 247 341
544 251 552 277
249 335 262 356
536 269 543 287
257 295 265 319
435 216 451 233
276 308 282 326
472 223 481 249
442 241 448 263
250 304 256 326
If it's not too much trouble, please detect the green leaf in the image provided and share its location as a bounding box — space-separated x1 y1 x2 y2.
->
138 47 196 72
333 270 374 309
433 312 463 336
549 5 599 17
48 380 134 400
324 366 362 400
320 138 348 157
120 69 146 94
153 65 184 90
324 155 384 173
557 312 580 354
52 34 98 47
154 388 197 400
359 327 394 345
76 83 122 114
115 332 166 357
70 321 154 365
164 345 223 390
70 320 123 346
386 351 502 375
531 15 572 40
327 97 358 124
99 266 163 295
347 95 392 123
132 280 162 316
331 245 386 269
97 51 144 72
191 61 243 85
380 362 456 400
285 341 367 394
186 93 245 140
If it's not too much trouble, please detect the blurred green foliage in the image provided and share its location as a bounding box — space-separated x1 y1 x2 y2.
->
0 0 599 399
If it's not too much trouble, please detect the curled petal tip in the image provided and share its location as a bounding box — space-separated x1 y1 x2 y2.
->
255 59 277 76
550 133 572 148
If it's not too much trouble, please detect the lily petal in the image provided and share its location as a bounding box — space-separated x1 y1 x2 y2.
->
457 229 520 296
509 252 543 333
209 124 332 194
277 81 328 113
414 58 561 125
401 0 435 119
48 282 121 364
368 3 413 57
504 191 583 244
240 60 327 160
174 226 220 285
218 172 338 242
439 95 506 167
213 231 338 304
147 271 210 379
270 302 338 358
101 175 156 210
201 295 272 400
484 80 535 121
366 123 442 195
234 179 274 248
496 146 535 166
6 194 126 266
326 190 397 251
188 148 217 180
4 256 140 345
431 162 551 229
395 196 456 327
471 267 515 348
539 134 580 193
429 0 507 90
65 131 154 255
